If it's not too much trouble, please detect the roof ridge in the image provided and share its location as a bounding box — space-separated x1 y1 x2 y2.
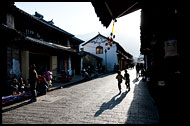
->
13 5 74 37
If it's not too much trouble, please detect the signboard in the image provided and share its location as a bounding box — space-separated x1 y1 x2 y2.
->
164 40 178 57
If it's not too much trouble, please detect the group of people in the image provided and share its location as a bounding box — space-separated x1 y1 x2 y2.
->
9 64 42 103
116 69 130 95
81 65 97 78
10 76 26 95
81 66 91 80
135 63 145 79
115 63 146 94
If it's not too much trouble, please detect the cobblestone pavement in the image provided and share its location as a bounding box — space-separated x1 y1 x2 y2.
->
2 69 159 124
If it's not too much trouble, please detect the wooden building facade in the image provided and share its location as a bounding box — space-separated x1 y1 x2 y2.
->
1 3 83 96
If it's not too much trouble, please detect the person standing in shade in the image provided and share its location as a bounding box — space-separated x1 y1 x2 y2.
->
29 64 38 102
136 63 140 78
116 70 125 94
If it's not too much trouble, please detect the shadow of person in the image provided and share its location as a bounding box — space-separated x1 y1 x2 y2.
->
94 91 128 117
2 100 32 113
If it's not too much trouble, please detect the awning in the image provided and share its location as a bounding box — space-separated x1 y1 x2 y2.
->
25 36 75 53
116 50 130 60
91 0 141 28
13 36 77 54
78 51 102 60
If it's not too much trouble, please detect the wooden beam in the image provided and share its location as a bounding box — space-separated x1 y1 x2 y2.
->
105 1 114 18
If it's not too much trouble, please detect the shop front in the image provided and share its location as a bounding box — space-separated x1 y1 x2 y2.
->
29 53 50 75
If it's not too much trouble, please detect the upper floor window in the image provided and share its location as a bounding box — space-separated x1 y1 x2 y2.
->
96 46 103 54
67 39 70 47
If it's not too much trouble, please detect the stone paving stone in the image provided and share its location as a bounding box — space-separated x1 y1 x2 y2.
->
2 69 159 124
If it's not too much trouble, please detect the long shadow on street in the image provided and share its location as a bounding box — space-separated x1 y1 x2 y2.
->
2 100 32 113
94 90 128 117
125 78 160 124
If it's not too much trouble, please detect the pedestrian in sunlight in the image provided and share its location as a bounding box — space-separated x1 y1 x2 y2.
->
116 70 125 95
124 69 130 92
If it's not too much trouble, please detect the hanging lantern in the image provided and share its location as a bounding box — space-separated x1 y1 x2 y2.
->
110 37 113 42
105 19 117 49
109 41 112 45
105 41 108 46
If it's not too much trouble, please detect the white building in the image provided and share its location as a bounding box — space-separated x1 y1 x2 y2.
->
136 54 144 63
80 33 133 72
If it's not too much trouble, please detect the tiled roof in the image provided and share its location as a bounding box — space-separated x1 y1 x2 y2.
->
13 5 74 37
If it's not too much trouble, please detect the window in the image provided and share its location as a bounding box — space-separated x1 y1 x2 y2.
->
96 46 103 54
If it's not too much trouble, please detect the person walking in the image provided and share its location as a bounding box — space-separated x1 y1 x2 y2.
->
29 64 38 102
136 63 140 78
124 69 130 92
116 70 125 95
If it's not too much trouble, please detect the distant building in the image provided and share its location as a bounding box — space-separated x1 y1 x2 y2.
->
80 33 133 72
136 54 144 64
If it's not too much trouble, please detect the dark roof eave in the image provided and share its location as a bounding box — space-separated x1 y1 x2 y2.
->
24 36 76 53
12 36 76 54
91 1 112 28
91 1 141 28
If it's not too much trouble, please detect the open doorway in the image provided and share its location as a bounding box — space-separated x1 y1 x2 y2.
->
29 53 50 75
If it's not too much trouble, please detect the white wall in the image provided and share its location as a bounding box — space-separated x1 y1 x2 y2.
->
80 35 118 72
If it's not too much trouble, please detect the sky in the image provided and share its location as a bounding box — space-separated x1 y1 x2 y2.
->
15 2 141 57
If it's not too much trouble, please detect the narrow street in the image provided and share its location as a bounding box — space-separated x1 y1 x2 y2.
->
2 69 159 124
